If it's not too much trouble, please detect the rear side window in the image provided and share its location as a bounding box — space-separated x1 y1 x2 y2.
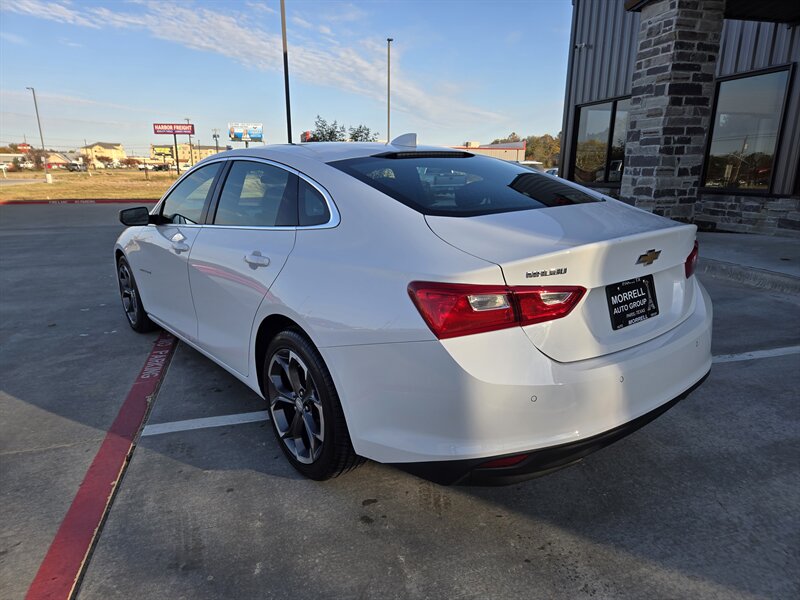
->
214 161 298 227
161 163 221 224
298 179 331 226
330 154 600 217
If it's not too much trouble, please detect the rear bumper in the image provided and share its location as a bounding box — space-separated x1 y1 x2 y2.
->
321 279 713 466
395 370 709 485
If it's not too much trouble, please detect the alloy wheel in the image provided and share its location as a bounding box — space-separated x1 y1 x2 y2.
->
118 262 138 325
268 349 325 464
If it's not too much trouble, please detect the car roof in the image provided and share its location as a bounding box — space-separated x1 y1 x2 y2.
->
209 141 466 164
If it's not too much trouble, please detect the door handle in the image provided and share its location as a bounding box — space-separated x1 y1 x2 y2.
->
244 252 271 268
169 231 189 254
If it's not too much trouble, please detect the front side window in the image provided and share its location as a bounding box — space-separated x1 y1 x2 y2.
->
214 161 298 227
161 163 221 224
704 70 789 191
331 153 599 217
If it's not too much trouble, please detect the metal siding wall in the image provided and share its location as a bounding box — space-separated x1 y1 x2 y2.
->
571 0 638 104
561 0 639 177
561 3 799 195
716 21 800 194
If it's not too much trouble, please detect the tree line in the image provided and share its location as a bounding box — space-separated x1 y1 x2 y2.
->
305 116 379 142
490 132 561 167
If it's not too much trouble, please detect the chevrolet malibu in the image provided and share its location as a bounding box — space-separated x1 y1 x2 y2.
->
114 136 712 485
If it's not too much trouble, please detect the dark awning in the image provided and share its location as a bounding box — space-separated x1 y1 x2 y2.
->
625 0 800 24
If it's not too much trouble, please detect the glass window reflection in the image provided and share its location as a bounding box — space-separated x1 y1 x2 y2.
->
704 70 788 190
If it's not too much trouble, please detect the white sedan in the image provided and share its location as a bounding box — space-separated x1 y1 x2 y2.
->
115 136 712 484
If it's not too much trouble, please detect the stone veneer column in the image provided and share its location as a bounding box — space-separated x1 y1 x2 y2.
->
621 0 725 220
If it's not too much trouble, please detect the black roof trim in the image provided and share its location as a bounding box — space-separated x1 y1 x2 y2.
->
372 151 475 159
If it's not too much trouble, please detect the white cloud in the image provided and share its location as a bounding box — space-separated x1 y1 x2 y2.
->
292 15 313 29
1 0 503 127
246 1 276 14
325 2 366 23
0 31 29 45
0 89 156 114
6 0 101 28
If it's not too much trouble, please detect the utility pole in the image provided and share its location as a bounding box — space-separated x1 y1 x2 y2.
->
173 133 180 176
26 86 52 183
185 117 194 165
212 128 220 153
386 38 393 143
83 138 93 176
280 0 293 143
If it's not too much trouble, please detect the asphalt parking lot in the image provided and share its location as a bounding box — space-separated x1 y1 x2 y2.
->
1 203 798 599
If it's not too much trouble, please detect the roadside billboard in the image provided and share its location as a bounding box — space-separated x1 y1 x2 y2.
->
153 123 195 135
228 123 263 142
152 146 174 157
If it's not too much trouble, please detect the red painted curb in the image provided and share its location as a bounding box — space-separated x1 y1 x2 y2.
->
0 199 159 205
25 332 177 600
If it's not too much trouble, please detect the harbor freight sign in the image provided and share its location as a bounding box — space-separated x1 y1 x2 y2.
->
228 123 263 142
153 123 195 135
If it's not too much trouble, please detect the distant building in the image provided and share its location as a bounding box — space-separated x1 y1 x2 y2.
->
0 153 25 166
150 143 220 165
45 152 71 168
560 0 800 235
450 140 526 162
82 142 127 168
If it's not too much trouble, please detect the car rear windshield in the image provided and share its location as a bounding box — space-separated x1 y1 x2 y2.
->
329 153 601 217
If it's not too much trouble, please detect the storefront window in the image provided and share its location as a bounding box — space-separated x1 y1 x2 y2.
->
608 98 630 183
572 98 630 185
574 102 612 184
704 70 789 191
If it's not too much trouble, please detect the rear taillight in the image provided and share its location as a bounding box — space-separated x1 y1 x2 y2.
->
408 281 585 339
685 240 699 278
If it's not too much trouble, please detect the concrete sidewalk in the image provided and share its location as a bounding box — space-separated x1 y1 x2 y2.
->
697 232 800 294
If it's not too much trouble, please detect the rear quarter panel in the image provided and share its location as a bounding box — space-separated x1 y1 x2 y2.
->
254 167 505 349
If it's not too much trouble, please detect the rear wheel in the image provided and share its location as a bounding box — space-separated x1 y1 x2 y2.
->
117 256 157 333
265 330 362 480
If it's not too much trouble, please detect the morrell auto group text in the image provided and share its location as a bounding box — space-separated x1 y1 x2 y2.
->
611 288 652 324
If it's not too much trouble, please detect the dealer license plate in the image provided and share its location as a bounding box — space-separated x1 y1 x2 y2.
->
605 275 659 330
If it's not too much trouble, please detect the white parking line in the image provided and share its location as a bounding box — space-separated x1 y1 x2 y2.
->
711 345 800 364
141 410 269 437
139 345 800 438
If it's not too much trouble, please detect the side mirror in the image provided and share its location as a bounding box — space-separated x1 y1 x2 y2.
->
119 206 152 226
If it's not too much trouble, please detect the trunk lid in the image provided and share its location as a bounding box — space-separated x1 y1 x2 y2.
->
426 200 698 362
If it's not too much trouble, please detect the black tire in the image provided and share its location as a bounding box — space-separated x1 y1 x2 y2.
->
116 256 157 333
264 329 363 480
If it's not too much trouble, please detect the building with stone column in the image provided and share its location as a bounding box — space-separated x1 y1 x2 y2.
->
559 0 800 235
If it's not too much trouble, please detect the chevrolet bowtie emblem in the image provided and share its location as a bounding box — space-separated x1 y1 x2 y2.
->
636 249 661 266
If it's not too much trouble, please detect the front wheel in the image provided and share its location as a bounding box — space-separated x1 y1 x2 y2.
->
265 330 362 480
117 256 157 333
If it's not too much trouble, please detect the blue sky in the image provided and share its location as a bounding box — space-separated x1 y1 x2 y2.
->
0 0 572 155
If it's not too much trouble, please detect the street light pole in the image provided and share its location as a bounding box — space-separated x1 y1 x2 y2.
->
386 38 393 143
280 0 293 143
185 117 194 165
26 86 52 183
212 128 220 153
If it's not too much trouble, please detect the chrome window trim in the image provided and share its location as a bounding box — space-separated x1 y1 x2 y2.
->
150 158 228 220
202 156 341 231
151 156 341 230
